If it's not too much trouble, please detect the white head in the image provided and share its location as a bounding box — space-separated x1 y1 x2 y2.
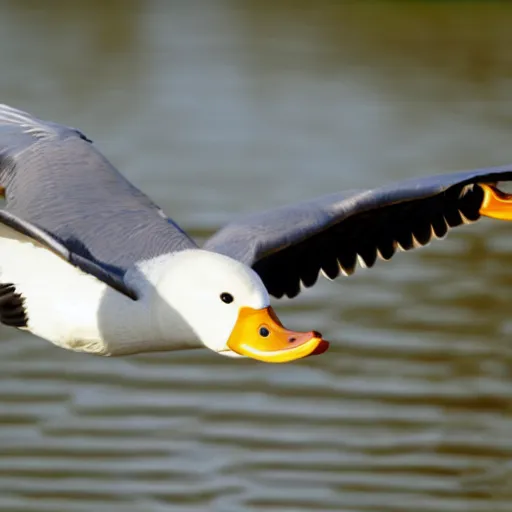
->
149 250 268 353
144 249 328 362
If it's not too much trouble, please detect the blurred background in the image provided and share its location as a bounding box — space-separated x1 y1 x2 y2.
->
1 1 512 511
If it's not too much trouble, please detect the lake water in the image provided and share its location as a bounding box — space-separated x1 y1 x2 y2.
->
1 2 512 511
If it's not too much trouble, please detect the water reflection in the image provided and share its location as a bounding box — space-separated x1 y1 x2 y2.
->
0 1 512 511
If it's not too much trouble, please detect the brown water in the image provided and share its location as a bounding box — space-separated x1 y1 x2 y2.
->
1 2 512 511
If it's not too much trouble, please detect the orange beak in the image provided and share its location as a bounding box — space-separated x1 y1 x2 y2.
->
226 306 329 363
479 184 512 221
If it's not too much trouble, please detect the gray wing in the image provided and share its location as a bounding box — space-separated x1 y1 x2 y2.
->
0 104 196 277
204 165 512 298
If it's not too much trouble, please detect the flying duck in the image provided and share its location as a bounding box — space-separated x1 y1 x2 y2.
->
0 104 511 363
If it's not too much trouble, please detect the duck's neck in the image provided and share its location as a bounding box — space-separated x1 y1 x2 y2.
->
100 280 201 357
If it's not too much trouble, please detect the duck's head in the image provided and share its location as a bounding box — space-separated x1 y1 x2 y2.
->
152 250 329 362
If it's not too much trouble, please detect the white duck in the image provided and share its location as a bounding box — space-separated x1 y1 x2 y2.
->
0 104 511 362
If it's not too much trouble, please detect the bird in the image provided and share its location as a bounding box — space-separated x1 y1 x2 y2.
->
0 104 511 363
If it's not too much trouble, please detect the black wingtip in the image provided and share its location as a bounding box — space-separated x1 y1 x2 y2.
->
0 283 28 328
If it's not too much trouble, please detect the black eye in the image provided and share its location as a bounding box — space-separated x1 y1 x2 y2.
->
259 326 270 337
220 292 234 304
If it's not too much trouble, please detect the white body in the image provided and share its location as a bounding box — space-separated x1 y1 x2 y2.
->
0 224 269 356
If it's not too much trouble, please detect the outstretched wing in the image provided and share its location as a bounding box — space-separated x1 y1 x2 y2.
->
0 104 196 274
204 165 512 298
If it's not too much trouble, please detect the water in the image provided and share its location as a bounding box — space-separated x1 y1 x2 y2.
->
1 1 512 510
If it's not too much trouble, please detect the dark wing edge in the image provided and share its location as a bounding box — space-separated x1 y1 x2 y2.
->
204 164 512 298
0 211 138 300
